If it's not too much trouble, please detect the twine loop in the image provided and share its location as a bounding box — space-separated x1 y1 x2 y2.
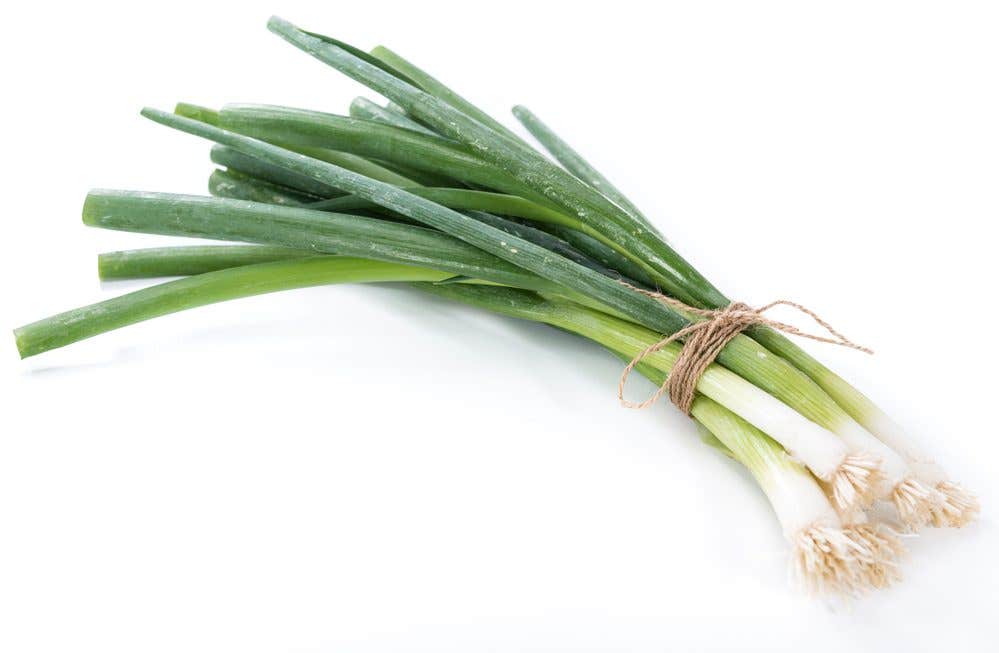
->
618 288 873 415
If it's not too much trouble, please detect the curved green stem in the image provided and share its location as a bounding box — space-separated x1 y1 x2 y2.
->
84 190 553 294
267 18 727 308
512 105 658 237
211 145 338 197
14 257 450 359
215 106 666 274
139 110 866 438
310 187 572 227
369 45 529 148
99 245 311 279
209 169 314 206
349 96 440 137
309 188 655 282
217 104 542 203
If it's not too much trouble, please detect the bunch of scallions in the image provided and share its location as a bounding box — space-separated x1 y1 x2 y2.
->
14 16 978 597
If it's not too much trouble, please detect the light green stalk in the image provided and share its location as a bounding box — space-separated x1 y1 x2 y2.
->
98 246 311 279
21 246 853 493
132 110 891 456
13 257 449 359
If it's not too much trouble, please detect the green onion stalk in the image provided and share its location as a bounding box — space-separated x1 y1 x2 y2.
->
261 16 973 527
137 108 896 517
13 257 449 358
204 124 660 287
18 234 846 500
73 193 849 484
15 247 904 595
204 166 655 292
71 185 883 517
208 168 314 206
21 199 876 527
349 96 441 137
204 163 942 526
66 246 916 595
510 105 660 239
177 104 442 190
182 76 904 521
690 400 903 595
482 52 978 527
179 106 915 524
11 20 974 584
476 284 905 595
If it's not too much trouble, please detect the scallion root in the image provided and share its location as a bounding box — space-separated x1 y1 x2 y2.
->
830 453 883 515
844 524 906 590
892 477 944 530
928 481 980 528
790 523 902 596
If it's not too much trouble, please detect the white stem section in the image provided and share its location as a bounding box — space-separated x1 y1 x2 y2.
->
563 312 857 483
690 398 843 537
864 409 948 485
696 366 850 480
834 418 914 493
761 463 843 538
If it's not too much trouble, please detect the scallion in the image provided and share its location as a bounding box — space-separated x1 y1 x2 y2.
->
13 17 978 596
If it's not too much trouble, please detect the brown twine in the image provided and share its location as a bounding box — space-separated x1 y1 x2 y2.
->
617 286 873 415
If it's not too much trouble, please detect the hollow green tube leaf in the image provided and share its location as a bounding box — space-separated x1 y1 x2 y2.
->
140 108 855 432
512 105 658 237
309 187 576 228
265 17 899 451
529 222 658 289
369 45 528 147
139 108 690 336
175 105 427 189
308 188 621 279
267 16 726 308
301 30 422 88
211 145 339 198
209 169 315 206
14 257 450 359
349 96 440 137
99 245 312 279
84 189 554 295
217 104 539 201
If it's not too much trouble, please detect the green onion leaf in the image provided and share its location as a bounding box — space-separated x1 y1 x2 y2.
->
208 169 314 206
349 96 440 137
512 105 659 237
99 245 312 279
14 257 450 359
83 190 553 294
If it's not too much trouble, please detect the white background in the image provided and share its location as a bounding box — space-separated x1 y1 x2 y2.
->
2 1 997 651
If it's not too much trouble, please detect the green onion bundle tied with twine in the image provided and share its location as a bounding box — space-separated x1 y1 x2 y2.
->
13 16 978 597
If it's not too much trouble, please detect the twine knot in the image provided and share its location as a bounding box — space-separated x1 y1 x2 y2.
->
618 289 873 415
